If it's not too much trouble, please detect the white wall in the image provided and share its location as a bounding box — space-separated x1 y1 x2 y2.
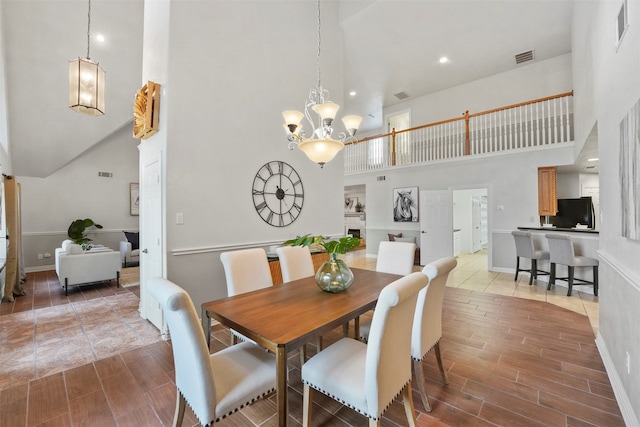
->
556 172 581 198
346 51 575 266
346 145 575 268
354 54 573 140
146 1 347 310
0 0 9 166
18 125 140 270
572 1 640 424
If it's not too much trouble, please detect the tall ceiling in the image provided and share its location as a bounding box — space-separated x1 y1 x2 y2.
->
1 0 575 178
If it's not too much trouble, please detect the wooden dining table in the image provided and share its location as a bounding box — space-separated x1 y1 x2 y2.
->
201 267 403 427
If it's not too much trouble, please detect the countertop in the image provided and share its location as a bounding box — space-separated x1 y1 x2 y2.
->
518 226 599 234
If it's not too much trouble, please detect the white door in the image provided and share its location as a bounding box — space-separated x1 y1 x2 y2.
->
471 196 482 252
140 155 165 334
420 190 453 265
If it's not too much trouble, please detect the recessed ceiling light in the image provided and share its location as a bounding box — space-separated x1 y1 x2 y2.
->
587 158 599 161
439 57 449 64
349 91 356 96
96 34 105 42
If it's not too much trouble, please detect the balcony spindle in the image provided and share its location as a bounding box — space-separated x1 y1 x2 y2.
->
344 92 573 173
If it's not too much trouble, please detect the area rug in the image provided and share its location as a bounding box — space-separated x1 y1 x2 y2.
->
120 266 140 288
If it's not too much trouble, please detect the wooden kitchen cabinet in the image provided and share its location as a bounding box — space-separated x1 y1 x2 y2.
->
538 166 558 216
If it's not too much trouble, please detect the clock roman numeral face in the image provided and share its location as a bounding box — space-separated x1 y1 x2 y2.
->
252 161 304 227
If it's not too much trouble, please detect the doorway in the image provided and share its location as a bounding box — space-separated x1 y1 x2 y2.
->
386 110 411 133
344 184 366 244
453 188 488 254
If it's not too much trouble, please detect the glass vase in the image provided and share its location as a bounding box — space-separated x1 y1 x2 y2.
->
315 253 354 293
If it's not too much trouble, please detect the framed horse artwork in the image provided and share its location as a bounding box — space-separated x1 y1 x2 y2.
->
393 186 418 222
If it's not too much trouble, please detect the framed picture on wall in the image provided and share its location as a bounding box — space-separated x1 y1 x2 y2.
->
345 197 357 212
393 186 418 222
130 183 140 216
620 98 640 240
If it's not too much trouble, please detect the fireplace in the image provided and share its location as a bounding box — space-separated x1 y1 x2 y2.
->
348 228 361 239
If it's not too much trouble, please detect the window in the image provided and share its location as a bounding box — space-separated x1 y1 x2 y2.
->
615 0 628 49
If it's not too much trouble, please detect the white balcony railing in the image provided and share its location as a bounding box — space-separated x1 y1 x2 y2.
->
344 91 573 173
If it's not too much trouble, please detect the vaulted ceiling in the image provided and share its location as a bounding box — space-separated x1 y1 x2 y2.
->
1 0 574 178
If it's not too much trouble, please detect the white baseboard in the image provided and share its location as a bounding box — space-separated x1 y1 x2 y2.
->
595 332 640 427
25 265 55 273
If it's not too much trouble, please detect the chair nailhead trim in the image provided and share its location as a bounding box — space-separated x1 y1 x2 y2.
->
181 387 276 425
302 380 411 421
411 338 440 362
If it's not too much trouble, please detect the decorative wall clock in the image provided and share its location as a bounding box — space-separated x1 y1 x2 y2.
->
252 161 304 227
133 80 160 139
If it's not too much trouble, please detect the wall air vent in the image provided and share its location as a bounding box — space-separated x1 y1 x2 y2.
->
98 171 113 178
394 91 410 100
377 176 386 181
515 49 535 64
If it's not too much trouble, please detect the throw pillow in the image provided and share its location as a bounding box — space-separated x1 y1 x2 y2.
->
61 239 73 251
65 243 83 255
395 236 416 244
388 232 402 241
124 231 139 251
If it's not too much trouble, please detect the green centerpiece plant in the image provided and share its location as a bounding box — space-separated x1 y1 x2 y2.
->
68 218 103 249
284 234 360 293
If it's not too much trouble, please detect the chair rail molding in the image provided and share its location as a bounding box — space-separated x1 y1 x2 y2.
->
171 234 344 257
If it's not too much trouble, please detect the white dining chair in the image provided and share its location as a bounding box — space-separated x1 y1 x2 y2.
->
301 271 427 426
348 240 417 341
220 248 273 344
376 241 416 275
276 245 314 282
411 257 456 412
275 245 318 362
359 257 456 412
148 277 276 426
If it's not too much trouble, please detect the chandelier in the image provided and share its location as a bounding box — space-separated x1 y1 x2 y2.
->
69 0 105 116
282 0 362 168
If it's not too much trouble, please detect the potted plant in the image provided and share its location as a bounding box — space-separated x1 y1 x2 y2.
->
284 234 360 293
68 218 103 248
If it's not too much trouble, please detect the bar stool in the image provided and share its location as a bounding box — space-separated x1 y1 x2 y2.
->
511 230 550 286
545 234 599 296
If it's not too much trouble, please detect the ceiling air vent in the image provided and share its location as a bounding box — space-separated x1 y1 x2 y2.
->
394 91 410 100
377 176 386 181
98 171 113 178
515 49 535 64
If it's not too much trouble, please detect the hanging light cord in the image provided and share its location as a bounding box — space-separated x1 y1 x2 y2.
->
316 0 321 89
86 0 92 60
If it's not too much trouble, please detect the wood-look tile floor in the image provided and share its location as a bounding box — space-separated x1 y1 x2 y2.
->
0 251 623 426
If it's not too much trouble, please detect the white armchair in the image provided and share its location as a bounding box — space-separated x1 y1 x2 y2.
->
55 240 122 295
119 231 140 267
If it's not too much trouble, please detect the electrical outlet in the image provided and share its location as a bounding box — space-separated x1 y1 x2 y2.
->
626 351 631 375
529 216 535 223
37 254 43 260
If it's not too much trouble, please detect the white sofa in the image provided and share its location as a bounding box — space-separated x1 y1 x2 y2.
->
55 240 122 296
